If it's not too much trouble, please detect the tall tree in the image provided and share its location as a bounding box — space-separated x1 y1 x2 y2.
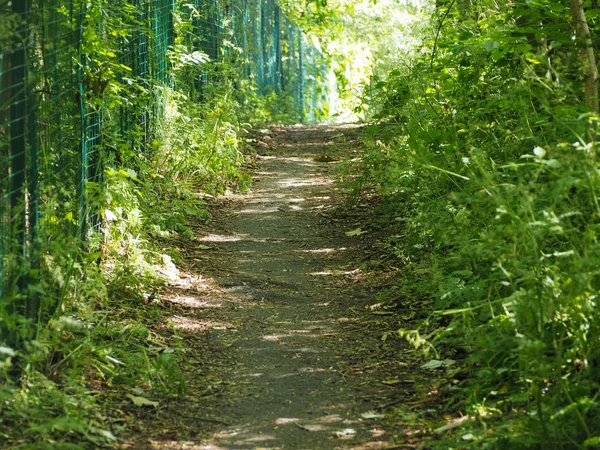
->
569 0 599 113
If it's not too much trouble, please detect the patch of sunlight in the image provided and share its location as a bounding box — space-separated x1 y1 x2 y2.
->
316 414 345 424
275 418 300 425
337 317 360 323
304 324 332 330
262 155 317 163
149 440 208 449
168 316 208 331
237 207 281 214
372 428 388 438
285 347 319 353
298 367 329 373
199 234 276 244
309 270 334 276
262 334 292 341
280 142 334 149
309 269 360 276
273 319 329 325
254 186 311 194
273 372 299 379
236 434 277 443
296 424 330 431
169 316 234 332
172 272 211 290
244 197 285 204
213 429 239 438
224 285 250 293
200 233 244 242
277 178 328 188
296 247 345 254
165 295 223 309
264 330 327 340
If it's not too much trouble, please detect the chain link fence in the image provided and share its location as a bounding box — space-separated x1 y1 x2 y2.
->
0 0 330 345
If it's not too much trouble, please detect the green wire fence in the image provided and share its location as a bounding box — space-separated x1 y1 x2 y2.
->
0 0 330 346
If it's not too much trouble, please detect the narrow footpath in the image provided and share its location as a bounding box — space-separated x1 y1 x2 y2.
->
124 125 429 449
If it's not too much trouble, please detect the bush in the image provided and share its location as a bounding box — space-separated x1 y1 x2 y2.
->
355 1 600 447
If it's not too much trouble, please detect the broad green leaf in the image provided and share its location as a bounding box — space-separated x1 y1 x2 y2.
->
127 394 158 407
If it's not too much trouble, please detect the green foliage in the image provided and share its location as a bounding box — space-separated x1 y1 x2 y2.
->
0 260 186 448
1 0 263 446
353 0 600 447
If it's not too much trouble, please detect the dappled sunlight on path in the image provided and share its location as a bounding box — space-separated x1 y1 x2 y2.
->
124 125 406 450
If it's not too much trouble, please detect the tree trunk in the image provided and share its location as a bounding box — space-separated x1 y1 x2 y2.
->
569 0 599 113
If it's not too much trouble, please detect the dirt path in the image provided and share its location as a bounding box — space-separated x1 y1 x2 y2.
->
124 125 429 449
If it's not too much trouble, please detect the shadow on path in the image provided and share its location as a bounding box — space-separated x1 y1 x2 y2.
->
123 124 418 449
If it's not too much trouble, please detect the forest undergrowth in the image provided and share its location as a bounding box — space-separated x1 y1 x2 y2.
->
0 0 313 445
342 1 600 448
1 0 330 444
0 88 253 449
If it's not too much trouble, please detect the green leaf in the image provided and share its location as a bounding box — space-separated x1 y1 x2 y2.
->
421 359 456 370
127 394 159 407
346 228 367 236
421 359 444 370
483 40 500 52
